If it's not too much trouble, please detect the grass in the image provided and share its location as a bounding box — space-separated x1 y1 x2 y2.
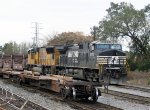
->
148 78 150 85
127 71 150 86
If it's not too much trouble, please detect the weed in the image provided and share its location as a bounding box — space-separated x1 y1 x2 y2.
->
148 78 150 85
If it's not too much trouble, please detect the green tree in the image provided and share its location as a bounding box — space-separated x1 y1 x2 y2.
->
94 2 150 60
0 46 2 54
2 41 31 55
3 42 13 55
3 41 19 55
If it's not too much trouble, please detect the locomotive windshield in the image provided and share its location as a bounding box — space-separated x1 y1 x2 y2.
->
110 44 122 50
95 44 122 51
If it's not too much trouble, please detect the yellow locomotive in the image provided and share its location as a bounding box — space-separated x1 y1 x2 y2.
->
27 46 60 74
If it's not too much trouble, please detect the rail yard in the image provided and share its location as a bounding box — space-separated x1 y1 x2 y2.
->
0 0 150 110
0 42 149 110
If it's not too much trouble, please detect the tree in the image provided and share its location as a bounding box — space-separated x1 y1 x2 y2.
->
47 32 93 45
90 26 99 41
19 42 31 54
3 42 13 55
2 41 30 55
94 2 150 60
13 42 20 54
3 41 20 55
0 46 2 54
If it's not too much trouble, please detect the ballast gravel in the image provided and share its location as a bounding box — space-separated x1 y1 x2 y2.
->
0 79 75 110
108 86 150 98
98 86 150 110
98 94 150 110
1 79 150 110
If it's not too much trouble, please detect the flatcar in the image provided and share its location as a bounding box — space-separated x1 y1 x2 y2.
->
26 46 102 102
2 55 13 70
0 53 101 102
12 55 27 71
0 54 27 71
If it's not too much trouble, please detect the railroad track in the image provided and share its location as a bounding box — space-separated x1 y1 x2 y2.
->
100 87 150 104
115 84 150 93
23 85 122 110
67 100 122 110
0 86 49 110
0 78 121 110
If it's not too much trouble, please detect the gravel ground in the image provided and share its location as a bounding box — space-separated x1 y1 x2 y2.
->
0 79 75 110
98 86 150 110
1 78 150 110
108 86 150 98
98 94 150 110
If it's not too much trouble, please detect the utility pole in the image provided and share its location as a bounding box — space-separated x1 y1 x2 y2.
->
35 22 38 47
32 22 42 48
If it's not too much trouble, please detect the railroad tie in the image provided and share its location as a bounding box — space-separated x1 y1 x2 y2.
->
20 100 28 110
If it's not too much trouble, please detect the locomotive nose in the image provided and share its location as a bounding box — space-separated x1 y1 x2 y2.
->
99 49 126 56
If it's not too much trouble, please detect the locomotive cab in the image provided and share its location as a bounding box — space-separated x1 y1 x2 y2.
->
90 41 127 84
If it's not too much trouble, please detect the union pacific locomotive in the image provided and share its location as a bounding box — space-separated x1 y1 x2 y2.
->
27 41 128 84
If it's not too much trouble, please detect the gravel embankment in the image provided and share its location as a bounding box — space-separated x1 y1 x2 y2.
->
0 79 75 110
98 94 150 110
1 78 150 110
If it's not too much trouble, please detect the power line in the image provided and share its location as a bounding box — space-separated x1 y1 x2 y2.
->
32 22 42 48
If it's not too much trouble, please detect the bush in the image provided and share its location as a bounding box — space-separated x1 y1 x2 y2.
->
127 59 138 71
148 78 150 85
138 59 150 72
127 57 150 72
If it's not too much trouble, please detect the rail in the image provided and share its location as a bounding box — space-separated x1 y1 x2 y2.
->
0 86 48 110
100 87 150 104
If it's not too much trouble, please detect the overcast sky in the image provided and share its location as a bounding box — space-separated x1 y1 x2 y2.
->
0 0 149 46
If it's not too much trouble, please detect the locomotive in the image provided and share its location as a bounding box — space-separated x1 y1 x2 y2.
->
59 41 127 84
27 41 127 84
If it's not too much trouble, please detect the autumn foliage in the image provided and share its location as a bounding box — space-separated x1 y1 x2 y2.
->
47 32 93 45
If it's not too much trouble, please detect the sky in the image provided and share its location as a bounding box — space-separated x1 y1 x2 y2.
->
0 0 149 47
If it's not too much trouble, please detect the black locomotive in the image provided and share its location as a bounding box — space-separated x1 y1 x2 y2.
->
57 41 127 84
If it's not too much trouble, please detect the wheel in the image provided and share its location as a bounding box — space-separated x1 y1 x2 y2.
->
72 87 76 100
91 87 99 103
19 78 23 85
60 88 65 99
60 87 70 99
